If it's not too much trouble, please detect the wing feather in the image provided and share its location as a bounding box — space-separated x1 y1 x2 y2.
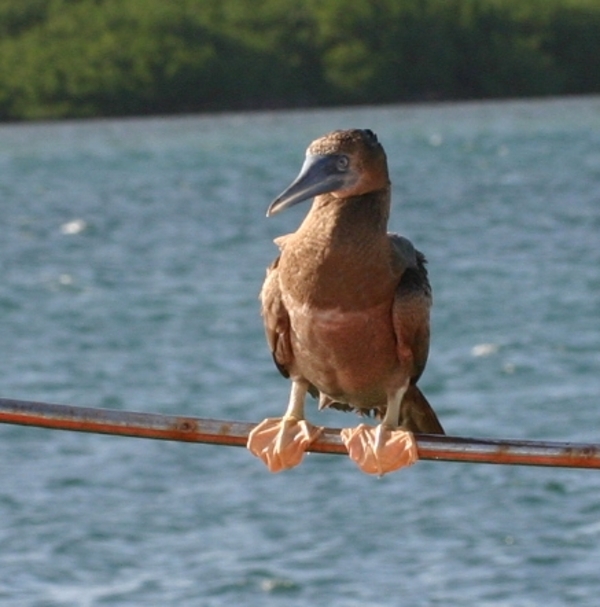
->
260 256 293 378
389 235 432 384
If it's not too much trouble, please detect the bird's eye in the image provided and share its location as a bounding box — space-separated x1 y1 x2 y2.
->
336 155 350 171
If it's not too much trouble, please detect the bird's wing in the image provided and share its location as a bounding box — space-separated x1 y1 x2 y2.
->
389 235 444 434
389 235 432 384
260 256 293 379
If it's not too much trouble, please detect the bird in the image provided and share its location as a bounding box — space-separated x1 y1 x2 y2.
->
247 128 444 475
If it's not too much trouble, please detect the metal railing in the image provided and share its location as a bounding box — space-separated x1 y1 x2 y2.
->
1 397 599 469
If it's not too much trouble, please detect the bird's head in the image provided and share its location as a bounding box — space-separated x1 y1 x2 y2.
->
267 129 389 216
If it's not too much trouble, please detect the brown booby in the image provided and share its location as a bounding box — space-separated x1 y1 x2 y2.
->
247 129 444 475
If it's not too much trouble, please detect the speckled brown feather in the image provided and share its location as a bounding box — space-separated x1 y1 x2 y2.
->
260 256 291 378
260 129 444 435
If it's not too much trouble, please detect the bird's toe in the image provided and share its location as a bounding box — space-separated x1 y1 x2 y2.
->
247 417 322 473
340 423 418 476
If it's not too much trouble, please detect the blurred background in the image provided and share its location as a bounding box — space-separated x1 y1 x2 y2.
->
1 0 600 121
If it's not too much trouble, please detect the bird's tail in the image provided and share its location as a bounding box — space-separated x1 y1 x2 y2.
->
400 385 445 435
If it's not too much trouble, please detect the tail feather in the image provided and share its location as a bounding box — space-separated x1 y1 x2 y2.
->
400 385 445 435
317 385 444 435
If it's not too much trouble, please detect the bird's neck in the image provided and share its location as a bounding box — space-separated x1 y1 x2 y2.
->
303 188 391 243
279 188 396 308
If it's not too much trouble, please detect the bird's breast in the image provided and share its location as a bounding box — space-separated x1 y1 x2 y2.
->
284 294 399 405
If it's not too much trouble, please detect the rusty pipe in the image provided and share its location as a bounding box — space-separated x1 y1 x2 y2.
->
1 397 599 469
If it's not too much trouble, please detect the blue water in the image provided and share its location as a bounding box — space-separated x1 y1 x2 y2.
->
1 97 600 606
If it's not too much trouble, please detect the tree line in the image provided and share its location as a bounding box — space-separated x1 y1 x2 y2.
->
1 0 599 121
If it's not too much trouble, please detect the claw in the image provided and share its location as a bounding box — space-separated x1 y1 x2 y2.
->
340 423 418 476
247 417 323 473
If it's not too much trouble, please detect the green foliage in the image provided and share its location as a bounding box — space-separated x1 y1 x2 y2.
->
0 0 599 120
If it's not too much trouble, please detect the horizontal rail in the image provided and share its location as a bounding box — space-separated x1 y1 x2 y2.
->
1 397 599 469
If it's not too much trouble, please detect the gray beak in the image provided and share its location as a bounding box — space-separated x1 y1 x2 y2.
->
267 154 354 216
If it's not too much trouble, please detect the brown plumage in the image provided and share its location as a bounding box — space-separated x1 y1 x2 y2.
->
247 129 444 475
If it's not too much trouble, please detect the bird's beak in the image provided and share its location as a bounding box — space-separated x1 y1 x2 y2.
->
267 154 353 216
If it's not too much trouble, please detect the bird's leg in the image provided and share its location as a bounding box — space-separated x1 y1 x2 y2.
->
247 380 323 472
340 382 418 476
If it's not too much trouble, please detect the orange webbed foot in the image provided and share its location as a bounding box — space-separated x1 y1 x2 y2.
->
247 417 323 473
340 423 418 476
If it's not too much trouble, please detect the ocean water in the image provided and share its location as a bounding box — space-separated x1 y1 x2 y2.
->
1 97 600 606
